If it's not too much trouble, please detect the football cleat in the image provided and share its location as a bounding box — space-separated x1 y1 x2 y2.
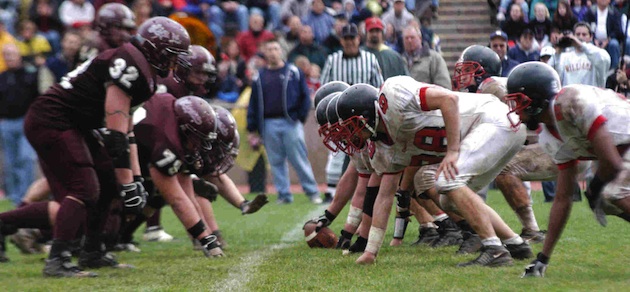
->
143 226 174 242
113 242 141 253
78 250 135 269
456 231 482 254
411 227 439 246
44 251 98 277
505 241 533 260
10 229 43 254
457 245 513 267
520 229 546 244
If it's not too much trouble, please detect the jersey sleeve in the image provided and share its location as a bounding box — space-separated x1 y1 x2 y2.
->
151 146 184 176
555 90 607 141
108 48 155 102
369 141 406 175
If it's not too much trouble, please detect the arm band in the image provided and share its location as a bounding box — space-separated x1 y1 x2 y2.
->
128 136 136 144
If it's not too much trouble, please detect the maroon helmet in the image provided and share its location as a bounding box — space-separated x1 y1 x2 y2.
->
174 96 217 153
217 130 239 174
175 45 217 92
96 3 136 47
132 17 191 77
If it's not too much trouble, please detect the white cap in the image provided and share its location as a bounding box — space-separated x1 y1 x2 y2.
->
540 46 555 57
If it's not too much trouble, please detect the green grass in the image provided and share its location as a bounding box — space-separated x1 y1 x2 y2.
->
1 191 629 291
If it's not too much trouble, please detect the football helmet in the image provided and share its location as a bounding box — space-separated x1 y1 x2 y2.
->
131 16 191 78
505 62 561 130
174 96 217 153
199 106 239 176
314 81 350 108
175 45 217 93
95 3 136 48
335 84 379 155
315 92 342 152
452 45 502 92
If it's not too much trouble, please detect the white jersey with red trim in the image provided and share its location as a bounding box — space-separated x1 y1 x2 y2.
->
351 143 374 176
370 75 515 175
544 84 630 166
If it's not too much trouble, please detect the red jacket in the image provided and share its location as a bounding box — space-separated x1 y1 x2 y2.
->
236 30 275 61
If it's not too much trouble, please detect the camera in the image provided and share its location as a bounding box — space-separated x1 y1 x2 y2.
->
557 30 573 48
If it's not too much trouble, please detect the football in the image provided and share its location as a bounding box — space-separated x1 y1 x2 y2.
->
303 221 338 248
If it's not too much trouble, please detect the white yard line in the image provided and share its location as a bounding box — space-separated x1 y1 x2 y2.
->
215 205 328 291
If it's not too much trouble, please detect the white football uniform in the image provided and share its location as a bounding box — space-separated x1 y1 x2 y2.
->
352 142 374 177
372 76 526 193
540 84 630 202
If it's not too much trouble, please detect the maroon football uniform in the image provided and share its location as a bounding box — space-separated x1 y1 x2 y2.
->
158 73 207 99
135 93 187 177
29 43 156 131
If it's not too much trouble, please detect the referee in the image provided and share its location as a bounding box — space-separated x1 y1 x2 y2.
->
319 23 384 203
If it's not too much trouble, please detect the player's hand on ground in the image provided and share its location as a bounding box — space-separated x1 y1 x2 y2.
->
521 253 549 278
314 211 335 232
241 193 269 215
436 150 459 181
201 235 225 258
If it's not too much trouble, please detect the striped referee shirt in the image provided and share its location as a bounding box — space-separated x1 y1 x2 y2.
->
320 49 384 87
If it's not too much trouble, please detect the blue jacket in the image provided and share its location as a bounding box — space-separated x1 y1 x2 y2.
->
247 63 311 136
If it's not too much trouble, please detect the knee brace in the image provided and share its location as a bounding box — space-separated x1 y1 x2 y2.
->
362 186 379 217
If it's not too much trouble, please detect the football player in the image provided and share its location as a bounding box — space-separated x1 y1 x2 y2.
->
0 17 191 277
132 94 225 258
453 45 546 244
504 62 630 277
333 79 533 266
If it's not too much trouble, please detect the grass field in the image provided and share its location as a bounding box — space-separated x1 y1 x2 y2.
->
1 190 629 291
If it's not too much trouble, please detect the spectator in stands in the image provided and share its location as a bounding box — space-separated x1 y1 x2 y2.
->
0 20 16 73
489 30 520 76
586 0 622 69
45 30 82 82
247 0 281 31
280 0 311 21
302 0 335 45
530 3 552 47
288 25 328 69
502 3 529 43
277 15 301 54
401 26 450 88
508 28 541 62
132 0 156 26
363 17 408 79
384 22 401 52
382 0 414 34
0 43 53 206
29 0 63 54
571 0 589 21
220 37 248 91
548 22 610 87
216 61 241 102
553 0 578 32
322 14 347 54
497 0 529 24
529 0 558 21
0 0 18 35
58 0 95 28
209 0 249 41
15 20 52 66
236 12 275 61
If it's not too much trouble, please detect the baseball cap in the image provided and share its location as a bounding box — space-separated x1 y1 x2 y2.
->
540 46 555 57
365 17 384 31
489 30 508 41
394 0 405 3
521 28 534 37
341 23 359 38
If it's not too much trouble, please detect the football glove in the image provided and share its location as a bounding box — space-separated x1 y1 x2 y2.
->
200 235 224 258
521 253 549 278
240 193 269 215
336 230 353 249
193 178 219 202
314 210 336 232
121 178 147 215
